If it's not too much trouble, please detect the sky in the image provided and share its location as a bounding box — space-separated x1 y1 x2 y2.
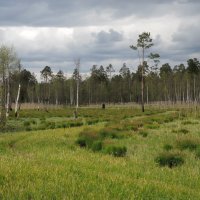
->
0 0 199 78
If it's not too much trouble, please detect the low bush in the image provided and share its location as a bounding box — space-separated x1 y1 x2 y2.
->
155 151 184 168
68 121 84 127
25 127 32 131
76 137 87 147
178 129 189 134
47 122 56 129
62 123 67 129
87 119 99 125
99 128 124 139
145 123 159 129
105 145 127 157
195 147 200 159
163 144 173 151
78 128 100 148
181 120 198 125
139 130 148 137
172 128 189 134
30 119 37 125
23 121 30 127
91 141 103 152
176 137 200 151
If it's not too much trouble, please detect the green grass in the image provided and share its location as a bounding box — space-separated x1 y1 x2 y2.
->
0 107 200 199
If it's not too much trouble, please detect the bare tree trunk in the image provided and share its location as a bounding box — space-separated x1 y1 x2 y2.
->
74 59 80 111
15 83 21 117
6 75 10 118
76 78 79 110
129 78 131 102
0 73 6 126
141 48 144 112
187 79 189 103
194 76 196 102
146 85 149 105
70 82 74 106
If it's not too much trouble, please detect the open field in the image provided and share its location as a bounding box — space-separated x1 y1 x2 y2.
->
1 106 200 199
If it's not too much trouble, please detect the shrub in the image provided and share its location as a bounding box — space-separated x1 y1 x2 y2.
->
62 123 67 129
25 127 32 131
155 151 184 168
176 137 200 151
99 128 123 139
23 121 30 127
91 141 102 152
40 117 46 122
30 119 37 125
69 121 84 127
195 147 200 159
163 144 173 151
178 129 189 134
47 122 56 129
78 128 100 148
87 119 99 125
105 145 127 157
145 123 159 129
181 120 197 125
139 130 148 137
0 174 5 185
76 138 87 147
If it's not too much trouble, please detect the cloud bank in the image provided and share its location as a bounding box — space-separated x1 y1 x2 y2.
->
0 0 199 78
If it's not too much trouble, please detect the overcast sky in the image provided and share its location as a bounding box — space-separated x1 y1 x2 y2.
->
0 0 199 78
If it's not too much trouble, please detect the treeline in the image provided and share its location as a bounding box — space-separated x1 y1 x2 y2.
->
8 58 200 106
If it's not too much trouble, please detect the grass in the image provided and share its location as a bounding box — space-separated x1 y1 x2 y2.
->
0 107 200 199
155 151 185 168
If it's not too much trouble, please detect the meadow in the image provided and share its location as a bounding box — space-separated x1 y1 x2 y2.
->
0 105 200 199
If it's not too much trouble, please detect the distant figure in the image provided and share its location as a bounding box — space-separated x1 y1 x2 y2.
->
102 103 105 109
74 110 78 119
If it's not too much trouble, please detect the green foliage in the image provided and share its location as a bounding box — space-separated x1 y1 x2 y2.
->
47 122 56 129
145 123 159 129
139 130 148 137
23 121 31 127
0 174 5 185
195 147 200 159
78 128 100 148
1 108 200 199
163 144 173 151
76 127 127 156
76 137 87 148
91 141 103 152
172 128 189 134
105 145 127 157
155 151 184 168
178 129 189 134
99 128 125 139
176 137 200 151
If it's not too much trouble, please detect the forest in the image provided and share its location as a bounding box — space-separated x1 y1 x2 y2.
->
1 46 200 110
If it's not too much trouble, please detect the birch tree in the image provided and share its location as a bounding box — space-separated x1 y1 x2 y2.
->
73 59 80 110
14 59 22 117
0 45 18 124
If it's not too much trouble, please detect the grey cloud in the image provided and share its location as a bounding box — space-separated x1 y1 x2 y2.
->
0 0 199 75
171 24 200 57
0 0 199 27
92 29 123 44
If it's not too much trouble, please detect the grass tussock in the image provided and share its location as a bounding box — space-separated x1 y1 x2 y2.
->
176 137 200 151
155 151 184 168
